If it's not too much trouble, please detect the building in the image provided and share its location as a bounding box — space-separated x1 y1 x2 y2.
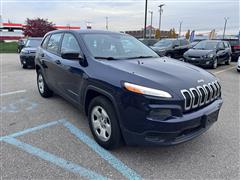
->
125 25 170 39
0 22 80 40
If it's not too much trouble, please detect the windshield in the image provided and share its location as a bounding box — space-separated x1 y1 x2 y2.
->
153 39 173 47
25 39 42 47
193 41 218 50
82 33 158 60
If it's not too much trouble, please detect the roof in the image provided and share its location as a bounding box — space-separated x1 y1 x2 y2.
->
47 29 123 35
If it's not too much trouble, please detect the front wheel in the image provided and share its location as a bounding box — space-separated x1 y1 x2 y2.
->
37 70 53 98
212 58 218 69
88 96 122 149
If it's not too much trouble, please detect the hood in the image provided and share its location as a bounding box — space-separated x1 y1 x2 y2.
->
185 49 215 57
150 46 168 51
21 47 37 53
100 57 217 98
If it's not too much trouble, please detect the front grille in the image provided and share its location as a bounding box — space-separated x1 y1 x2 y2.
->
181 81 221 111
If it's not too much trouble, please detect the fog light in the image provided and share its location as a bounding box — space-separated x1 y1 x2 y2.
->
206 61 210 65
148 109 172 121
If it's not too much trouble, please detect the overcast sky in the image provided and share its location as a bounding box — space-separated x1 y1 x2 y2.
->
1 0 239 35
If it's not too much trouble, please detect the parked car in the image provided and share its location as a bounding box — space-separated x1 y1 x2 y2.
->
19 37 42 68
35 30 223 149
237 56 240 72
151 38 190 59
184 40 232 69
222 38 240 61
17 38 27 53
139 38 159 46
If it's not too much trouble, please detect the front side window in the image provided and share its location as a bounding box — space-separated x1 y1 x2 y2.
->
47 33 62 54
61 33 80 53
82 33 158 59
218 42 224 49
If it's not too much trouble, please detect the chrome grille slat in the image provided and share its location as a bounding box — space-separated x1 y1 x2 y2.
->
181 81 221 111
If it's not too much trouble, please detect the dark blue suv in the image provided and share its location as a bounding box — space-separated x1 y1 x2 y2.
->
35 30 223 149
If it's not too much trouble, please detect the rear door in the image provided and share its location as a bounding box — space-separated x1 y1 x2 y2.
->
43 33 63 91
217 42 227 62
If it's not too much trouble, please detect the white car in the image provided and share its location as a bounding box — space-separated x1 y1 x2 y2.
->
238 56 240 72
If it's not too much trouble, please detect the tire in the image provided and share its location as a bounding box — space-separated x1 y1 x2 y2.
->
212 58 218 69
88 96 122 149
225 56 231 65
21 63 27 69
37 70 53 98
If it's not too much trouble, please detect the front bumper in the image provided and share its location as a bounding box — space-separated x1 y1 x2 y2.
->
184 57 213 67
119 97 223 146
20 55 36 67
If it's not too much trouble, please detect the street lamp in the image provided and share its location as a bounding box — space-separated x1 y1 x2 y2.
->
148 11 153 39
223 17 229 39
143 0 148 38
158 4 165 34
106 16 109 30
178 21 183 38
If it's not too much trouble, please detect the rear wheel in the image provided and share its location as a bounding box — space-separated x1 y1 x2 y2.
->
37 70 53 98
225 55 231 65
88 96 122 149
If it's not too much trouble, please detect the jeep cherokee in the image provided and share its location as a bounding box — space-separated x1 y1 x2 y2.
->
35 30 223 149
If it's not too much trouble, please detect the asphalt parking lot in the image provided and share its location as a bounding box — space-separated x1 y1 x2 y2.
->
0 53 239 180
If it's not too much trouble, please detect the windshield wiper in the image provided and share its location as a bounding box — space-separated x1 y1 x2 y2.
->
126 56 156 59
94 56 119 60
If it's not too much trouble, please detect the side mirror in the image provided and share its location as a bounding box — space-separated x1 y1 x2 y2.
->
61 52 84 60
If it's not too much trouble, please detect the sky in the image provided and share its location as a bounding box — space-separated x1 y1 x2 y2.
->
1 0 239 35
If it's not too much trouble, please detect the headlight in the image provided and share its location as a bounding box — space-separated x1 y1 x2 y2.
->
21 49 29 54
123 82 172 98
207 54 214 58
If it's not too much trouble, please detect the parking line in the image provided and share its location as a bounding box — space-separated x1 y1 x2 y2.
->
0 90 26 97
0 119 65 141
213 66 236 75
4 137 107 180
63 120 142 180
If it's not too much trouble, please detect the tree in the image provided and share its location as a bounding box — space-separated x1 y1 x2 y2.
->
155 29 161 39
185 29 190 39
23 18 56 37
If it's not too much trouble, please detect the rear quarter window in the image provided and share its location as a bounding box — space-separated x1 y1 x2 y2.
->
47 33 63 54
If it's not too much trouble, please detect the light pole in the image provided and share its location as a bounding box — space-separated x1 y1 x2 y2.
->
148 11 153 39
143 0 148 38
178 21 183 38
223 17 229 39
158 4 164 36
105 16 109 30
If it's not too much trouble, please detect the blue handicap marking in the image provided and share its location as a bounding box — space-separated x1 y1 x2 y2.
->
0 119 142 180
0 98 38 113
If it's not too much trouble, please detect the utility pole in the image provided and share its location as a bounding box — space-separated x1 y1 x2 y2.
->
178 21 183 38
143 0 148 38
148 11 153 39
105 16 109 30
223 17 229 39
158 4 164 32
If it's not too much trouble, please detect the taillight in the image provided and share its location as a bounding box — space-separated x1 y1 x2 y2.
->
233 45 240 49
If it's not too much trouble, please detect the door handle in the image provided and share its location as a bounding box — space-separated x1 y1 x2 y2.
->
55 60 61 65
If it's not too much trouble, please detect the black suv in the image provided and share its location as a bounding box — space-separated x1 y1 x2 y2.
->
35 30 223 149
184 40 232 69
19 37 42 68
151 38 190 59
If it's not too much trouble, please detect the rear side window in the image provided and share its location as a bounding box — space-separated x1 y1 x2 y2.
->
61 33 80 53
41 35 50 49
47 33 62 54
223 42 229 48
